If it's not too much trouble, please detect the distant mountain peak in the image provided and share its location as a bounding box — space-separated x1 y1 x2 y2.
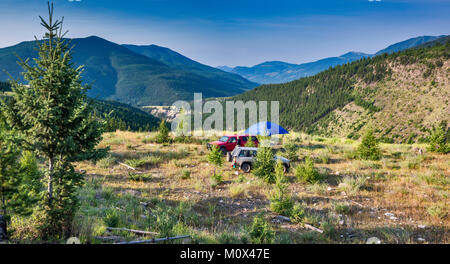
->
222 35 446 84
375 35 446 55
0 36 258 106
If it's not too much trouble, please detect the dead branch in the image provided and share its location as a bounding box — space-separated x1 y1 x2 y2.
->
117 162 137 171
304 224 324 233
106 227 159 236
350 200 365 208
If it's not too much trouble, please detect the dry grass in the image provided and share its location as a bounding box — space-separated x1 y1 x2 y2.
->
74 131 449 244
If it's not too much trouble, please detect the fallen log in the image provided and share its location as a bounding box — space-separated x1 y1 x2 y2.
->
106 227 159 236
304 223 323 233
115 235 190 244
117 162 137 171
350 200 365 208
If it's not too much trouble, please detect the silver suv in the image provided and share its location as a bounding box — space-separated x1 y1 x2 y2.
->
230 147 290 173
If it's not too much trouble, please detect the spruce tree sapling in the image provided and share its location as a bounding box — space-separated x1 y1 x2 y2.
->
1 3 105 236
357 128 381 160
156 120 170 144
253 146 276 183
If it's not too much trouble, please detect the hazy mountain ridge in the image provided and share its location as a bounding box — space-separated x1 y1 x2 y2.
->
122 44 257 92
0 36 257 106
230 39 450 143
221 35 447 84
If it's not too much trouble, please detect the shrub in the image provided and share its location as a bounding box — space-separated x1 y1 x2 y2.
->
403 155 423 170
210 173 223 188
207 145 223 167
207 145 223 179
269 162 293 216
156 120 170 144
9 210 46 241
427 121 449 154
217 231 241 244
320 220 336 237
125 155 163 168
229 184 247 198
103 209 120 227
317 153 330 164
235 174 246 183
295 157 320 184
284 143 299 161
253 147 276 183
290 203 306 224
248 214 274 244
331 201 351 215
357 128 381 160
338 176 367 195
96 155 117 169
181 170 191 180
343 150 358 160
128 172 152 182
244 140 257 147
427 205 447 220
306 183 329 195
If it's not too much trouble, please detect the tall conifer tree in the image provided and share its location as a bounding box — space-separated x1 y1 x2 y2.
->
2 2 105 236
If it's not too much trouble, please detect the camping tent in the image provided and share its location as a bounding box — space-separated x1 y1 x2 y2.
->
243 121 289 136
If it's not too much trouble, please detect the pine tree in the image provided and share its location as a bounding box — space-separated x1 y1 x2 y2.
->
427 121 449 154
1 3 105 237
268 161 293 216
253 147 276 183
0 117 21 220
12 151 44 216
207 145 223 177
357 128 381 160
295 156 320 183
156 120 170 144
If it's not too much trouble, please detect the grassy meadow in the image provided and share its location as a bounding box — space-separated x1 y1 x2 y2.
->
71 131 449 244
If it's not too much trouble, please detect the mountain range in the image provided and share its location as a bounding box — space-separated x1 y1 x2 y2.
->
229 36 450 143
218 35 447 84
0 36 257 106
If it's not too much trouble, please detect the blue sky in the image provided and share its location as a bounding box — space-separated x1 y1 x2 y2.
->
0 0 448 66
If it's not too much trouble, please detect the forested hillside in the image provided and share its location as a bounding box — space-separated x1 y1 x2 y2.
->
232 38 450 143
90 99 161 132
0 36 257 106
1 81 160 132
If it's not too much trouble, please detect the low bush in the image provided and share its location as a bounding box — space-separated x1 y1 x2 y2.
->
295 157 321 184
337 176 367 195
128 172 152 182
357 128 381 160
247 214 274 244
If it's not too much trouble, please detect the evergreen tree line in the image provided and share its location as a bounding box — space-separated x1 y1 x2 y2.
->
1 82 160 132
89 99 160 132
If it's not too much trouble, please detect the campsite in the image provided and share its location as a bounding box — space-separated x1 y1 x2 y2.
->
0 1 448 248
62 127 449 244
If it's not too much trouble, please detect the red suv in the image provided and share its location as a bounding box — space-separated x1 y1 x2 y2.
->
207 135 259 154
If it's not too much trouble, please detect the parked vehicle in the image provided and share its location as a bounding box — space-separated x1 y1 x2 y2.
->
230 147 290 173
207 134 258 155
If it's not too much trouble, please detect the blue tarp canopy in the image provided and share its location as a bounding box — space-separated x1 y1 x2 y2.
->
243 121 289 136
